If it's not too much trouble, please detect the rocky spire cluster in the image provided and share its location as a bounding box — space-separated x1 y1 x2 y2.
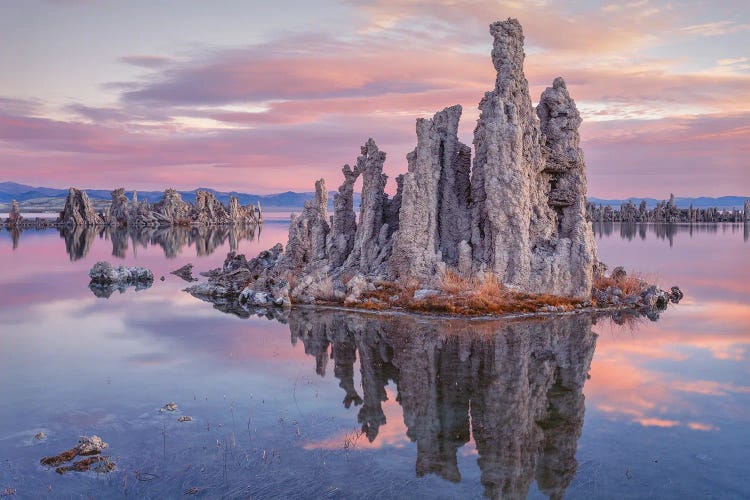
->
279 18 597 299
57 187 263 228
587 193 749 223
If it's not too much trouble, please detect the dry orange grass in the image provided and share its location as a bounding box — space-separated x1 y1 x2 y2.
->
593 271 653 295
356 268 581 316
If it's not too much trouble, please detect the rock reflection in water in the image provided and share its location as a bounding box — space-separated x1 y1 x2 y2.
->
289 309 596 499
57 224 258 260
593 221 749 246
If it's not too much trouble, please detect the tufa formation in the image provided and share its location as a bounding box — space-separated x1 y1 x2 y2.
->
56 187 262 227
191 18 603 308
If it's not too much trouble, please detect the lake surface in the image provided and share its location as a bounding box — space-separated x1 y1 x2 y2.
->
0 221 748 499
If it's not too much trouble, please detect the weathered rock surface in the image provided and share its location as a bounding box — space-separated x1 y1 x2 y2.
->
390 105 472 279
109 188 130 226
59 188 102 226
342 139 391 274
89 261 154 284
470 20 595 299
327 164 360 268
286 179 330 268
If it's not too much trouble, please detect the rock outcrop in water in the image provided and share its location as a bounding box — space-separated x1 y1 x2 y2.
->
88 261 154 298
587 194 749 223
194 20 592 301
191 18 682 316
59 188 103 226
55 187 263 228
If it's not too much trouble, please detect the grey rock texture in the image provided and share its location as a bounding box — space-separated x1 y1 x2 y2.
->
89 261 154 284
59 188 102 226
193 190 230 224
109 188 130 226
587 196 746 223
470 20 595 299
390 105 472 279
150 189 192 225
327 164 361 268
343 139 391 274
532 76 597 298
286 179 330 268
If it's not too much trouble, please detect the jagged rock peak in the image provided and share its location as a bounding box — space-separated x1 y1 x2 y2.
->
327 163 361 268
59 188 102 226
537 77 584 173
286 178 330 268
343 138 390 274
490 18 527 95
389 104 472 279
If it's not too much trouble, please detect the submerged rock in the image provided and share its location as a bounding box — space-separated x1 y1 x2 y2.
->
88 261 154 298
161 402 178 412
89 261 154 284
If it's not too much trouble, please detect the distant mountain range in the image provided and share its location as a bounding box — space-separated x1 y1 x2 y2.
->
0 181 746 212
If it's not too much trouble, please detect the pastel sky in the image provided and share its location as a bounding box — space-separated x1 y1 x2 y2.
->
0 0 748 197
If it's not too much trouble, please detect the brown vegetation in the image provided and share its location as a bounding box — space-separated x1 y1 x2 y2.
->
356 269 582 316
592 271 651 296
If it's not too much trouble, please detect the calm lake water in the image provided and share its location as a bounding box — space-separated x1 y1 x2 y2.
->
0 221 748 499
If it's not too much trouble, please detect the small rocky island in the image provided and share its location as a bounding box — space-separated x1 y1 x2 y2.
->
187 19 682 319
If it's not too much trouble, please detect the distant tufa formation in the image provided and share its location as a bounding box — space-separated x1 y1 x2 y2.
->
54 187 262 227
192 19 599 306
588 194 749 223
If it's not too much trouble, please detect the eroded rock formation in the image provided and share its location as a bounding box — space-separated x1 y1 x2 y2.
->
199 18 598 306
56 187 263 228
59 188 102 226
389 104 472 279
88 261 154 298
587 194 748 223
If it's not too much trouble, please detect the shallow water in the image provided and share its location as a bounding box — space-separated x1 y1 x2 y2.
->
0 222 748 499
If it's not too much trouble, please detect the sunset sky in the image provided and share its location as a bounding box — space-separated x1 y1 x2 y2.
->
0 0 747 197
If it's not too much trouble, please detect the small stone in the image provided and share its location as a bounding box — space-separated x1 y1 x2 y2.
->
161 402 178 412
413 289 439 300
76 435 108 455
34 432 46 441
177 416 193 422
160 276 165 281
